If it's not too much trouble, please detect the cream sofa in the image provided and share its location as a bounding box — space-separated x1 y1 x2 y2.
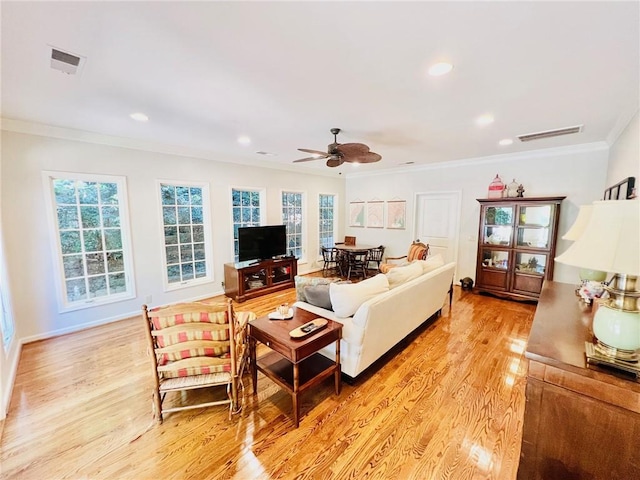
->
294 259 456 379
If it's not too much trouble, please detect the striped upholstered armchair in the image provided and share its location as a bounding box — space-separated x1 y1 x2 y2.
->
142 300 255 423
379 241 429 274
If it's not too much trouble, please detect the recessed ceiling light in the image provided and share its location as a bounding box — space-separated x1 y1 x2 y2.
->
130 112 149 122
237 135 251 145
499 139 513 146
428 62 454 76
476 114 494 126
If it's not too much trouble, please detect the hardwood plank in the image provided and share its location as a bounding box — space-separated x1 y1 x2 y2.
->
0 284 535 479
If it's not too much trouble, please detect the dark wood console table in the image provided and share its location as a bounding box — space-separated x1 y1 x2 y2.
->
224 257 297 302
518 281 640 479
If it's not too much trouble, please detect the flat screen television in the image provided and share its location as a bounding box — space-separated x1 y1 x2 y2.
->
237 225 287 262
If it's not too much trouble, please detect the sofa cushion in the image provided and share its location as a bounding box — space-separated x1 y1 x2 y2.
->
294 275 338 302
415 253 445 274
385 261 423 289
304 284 333 310
330 273 389 318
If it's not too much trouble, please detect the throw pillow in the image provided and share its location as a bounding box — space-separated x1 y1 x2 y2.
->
294 275 337 302
415 254 445 274
304 284 333 310
384 261 423 289
330 273 389 318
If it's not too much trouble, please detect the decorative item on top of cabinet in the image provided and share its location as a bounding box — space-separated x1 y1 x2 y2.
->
475 196 565 302
487 174 505 198
506 179 519 197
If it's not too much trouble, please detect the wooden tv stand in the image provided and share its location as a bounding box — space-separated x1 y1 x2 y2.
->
224 257 297 302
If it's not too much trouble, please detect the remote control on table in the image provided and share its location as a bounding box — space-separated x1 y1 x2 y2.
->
289 318 328 338
301 322 321 333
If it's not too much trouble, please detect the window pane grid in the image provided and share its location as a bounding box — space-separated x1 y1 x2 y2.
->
282 192 303 258
161 183 208 285
319 194 336 249
52 178 129 305
232 188 262 262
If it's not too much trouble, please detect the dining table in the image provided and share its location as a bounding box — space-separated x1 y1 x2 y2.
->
333 244 376 279
334 244 376 253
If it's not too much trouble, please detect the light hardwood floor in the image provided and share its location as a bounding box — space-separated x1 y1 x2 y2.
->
0 285 535 479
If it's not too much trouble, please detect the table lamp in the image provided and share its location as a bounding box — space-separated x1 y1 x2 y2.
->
562 205 607 282
555 200 640 357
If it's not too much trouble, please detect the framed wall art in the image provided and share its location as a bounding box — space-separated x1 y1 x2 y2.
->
386 200 406 229
366 201 384 228
349 201 365 227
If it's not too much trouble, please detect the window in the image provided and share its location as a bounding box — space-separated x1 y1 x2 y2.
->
319 193 337 249
282 191 304 260
0 287 13 353
44 172 135 311
0 229 14 352
232 188 263 262
160 182 212 288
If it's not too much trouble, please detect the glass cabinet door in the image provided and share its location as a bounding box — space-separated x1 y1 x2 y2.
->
481 249 509 270
515 252 547 276
272 264 292 284
244 268 267 291
517 205 552 249
483 206 513 245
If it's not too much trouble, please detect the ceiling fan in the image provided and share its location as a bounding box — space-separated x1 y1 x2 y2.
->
293 128 382 167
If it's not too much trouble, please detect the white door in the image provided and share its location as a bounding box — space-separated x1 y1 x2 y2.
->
414 191 461 269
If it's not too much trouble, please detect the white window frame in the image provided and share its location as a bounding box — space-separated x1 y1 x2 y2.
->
281 190 306 263
157 180 214 291
318 193 338 257
43 171 136 313
0 232 14 354
230 187 266 263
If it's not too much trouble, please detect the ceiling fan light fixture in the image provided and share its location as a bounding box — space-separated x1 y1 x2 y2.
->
428 62 454 76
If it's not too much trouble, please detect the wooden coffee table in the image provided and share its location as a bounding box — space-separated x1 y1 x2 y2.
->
249 307 342 427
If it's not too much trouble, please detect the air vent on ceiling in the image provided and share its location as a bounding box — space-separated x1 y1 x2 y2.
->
517 125 583 142
50 46 85 75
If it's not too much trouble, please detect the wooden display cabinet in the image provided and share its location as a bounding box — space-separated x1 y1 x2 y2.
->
475 196 565 301
224 257 297 302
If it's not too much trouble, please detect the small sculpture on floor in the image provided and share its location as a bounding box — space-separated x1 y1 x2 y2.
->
460 277 474 290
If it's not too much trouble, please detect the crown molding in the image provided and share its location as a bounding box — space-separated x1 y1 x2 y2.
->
606 105 639 146
345 141 610 179
0 118 342 179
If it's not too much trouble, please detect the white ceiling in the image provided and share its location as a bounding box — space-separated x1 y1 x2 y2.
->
1 1 638 175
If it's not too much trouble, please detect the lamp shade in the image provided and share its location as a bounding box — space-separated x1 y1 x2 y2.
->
555 200 640 276
562 205 593 241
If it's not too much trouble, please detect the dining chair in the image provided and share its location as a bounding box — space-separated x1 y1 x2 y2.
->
346 250 368 280
366 245 385 274
321 246 342 277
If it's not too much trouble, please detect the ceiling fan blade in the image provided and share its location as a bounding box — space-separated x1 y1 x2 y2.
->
293 156 324 163
298 148 329 157
345 152 382 164
335 143 370 157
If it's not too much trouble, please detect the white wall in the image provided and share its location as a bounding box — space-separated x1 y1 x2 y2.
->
606 110 639 190
1 130 345 343
345 144 609 284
